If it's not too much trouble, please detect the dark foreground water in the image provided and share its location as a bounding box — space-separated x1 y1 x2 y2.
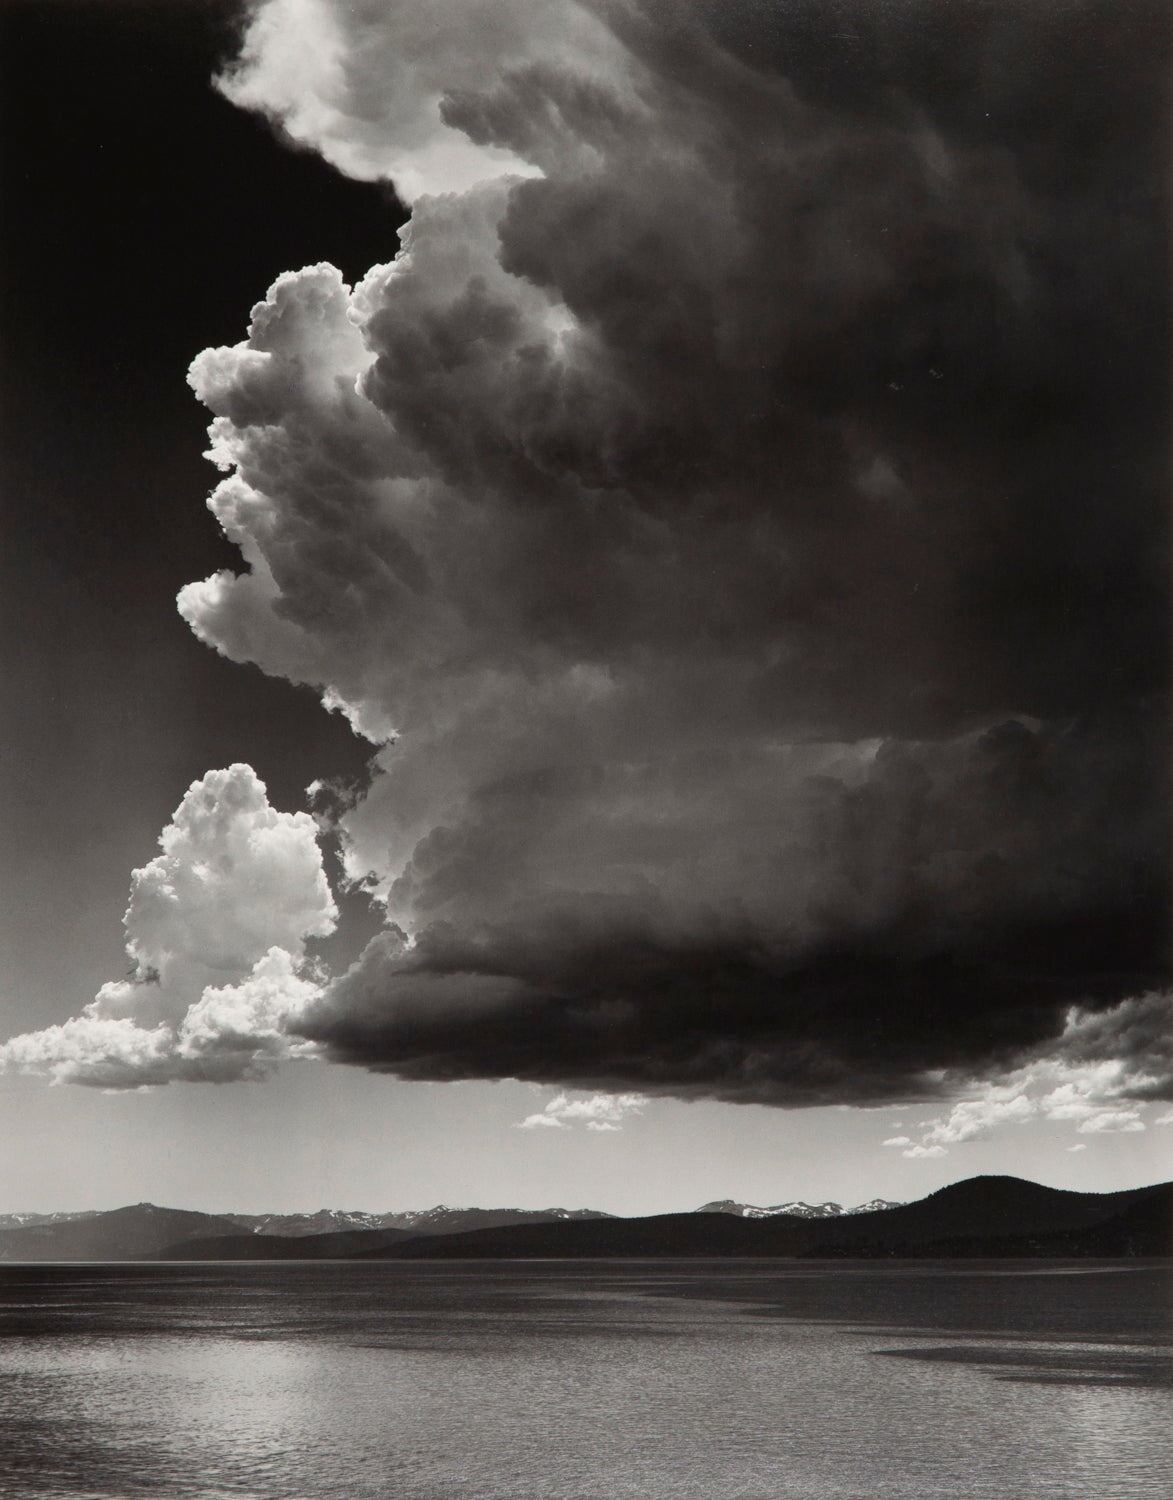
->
0 1260 1169 1500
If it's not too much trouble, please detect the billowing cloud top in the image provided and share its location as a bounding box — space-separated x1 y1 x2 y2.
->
1 767 336 1086
8 1 1169 1110
215 0 627 199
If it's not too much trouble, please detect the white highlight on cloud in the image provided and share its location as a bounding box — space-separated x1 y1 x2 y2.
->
881 992 1173 1157
1067 1144 1087 1152
217 0 626 201
0 767 336 1087
516 1090 646 1132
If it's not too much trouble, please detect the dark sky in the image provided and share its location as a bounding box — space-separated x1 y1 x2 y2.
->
0 0 404 1028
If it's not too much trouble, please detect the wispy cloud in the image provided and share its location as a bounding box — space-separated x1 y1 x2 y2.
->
516 1091 646 1133
881 993 1173 1156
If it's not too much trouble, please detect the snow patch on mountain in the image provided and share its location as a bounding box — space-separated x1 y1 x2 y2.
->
695 1198 904 1219
221 1205 615 1236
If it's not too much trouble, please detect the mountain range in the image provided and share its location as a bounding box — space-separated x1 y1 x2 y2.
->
0 1177 1168 1262
0 1200 891 1240
694 1198 903 1219
0 1204 612 1261
218 1206 615 1237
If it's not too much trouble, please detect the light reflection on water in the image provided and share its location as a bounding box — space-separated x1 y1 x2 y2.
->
0 1260 1168 1499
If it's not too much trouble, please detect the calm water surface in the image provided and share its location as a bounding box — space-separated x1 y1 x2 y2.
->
0 1259 1168 1499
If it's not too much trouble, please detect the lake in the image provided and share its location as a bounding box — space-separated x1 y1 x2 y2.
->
0 1259 1169 1499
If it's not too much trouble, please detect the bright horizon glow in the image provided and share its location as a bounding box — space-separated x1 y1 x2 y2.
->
0 1064 1168 1218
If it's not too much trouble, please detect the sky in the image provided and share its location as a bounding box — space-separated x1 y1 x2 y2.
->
0 0 1169 1217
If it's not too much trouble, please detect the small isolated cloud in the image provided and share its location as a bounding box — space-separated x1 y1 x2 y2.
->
0 767 336 1086
902 1144 948 1159
1067 1144 1088 1152
515 1112 565 1130
516 1090 645 1132
883 1136 911 1147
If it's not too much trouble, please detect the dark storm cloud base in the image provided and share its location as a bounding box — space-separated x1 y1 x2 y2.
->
193 0 1172 1100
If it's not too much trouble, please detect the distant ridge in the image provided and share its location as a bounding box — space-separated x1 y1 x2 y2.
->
0 1203 614 1261
158 1226 420 1261
0 1209 104 1232
695 1198 903 1219
2 1178 1169 1261
367 1177 1173 1262
221 1205 615 1237
159 1207 617 1261
0 1204 239 1262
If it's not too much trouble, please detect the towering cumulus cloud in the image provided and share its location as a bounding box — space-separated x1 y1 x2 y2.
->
1 767 336 1085
9 2 1170 1110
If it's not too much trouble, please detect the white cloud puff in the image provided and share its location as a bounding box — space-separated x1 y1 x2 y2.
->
515 1111 565 1130
516 1090 646 1132
1075 1110 1146 1135
0 767 336 1087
